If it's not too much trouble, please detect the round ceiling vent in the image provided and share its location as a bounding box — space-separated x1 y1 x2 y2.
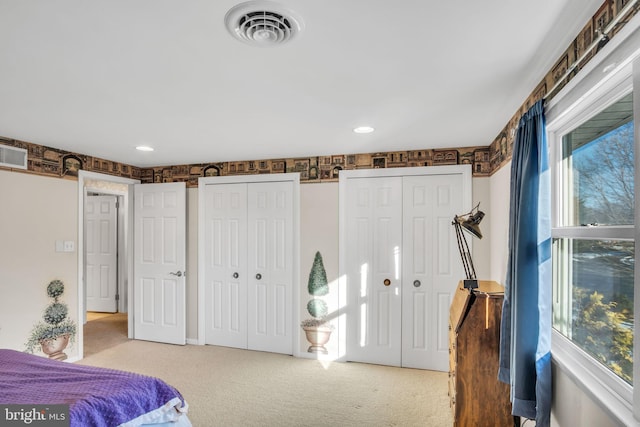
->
225 1 304 47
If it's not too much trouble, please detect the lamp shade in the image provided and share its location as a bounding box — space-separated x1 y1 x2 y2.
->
461 211 484 239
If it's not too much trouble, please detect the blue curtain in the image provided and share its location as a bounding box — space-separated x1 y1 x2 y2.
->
498 99 552 426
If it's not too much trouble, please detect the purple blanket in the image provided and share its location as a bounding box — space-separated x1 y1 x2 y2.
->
0 349 187 427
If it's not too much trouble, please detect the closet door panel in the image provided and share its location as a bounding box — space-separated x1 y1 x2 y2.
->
203 183 248 348
247 181 294 354
346 177 403 367
402 174 463 370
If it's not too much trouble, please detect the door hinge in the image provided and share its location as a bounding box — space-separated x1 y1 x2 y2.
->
115 294 120 301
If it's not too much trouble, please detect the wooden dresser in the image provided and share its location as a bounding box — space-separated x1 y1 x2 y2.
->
448 280 513 426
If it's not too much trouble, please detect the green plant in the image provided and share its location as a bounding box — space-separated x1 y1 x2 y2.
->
25 279 77 354
307 251 329 297
47 279 64 299
573 289 632 384
43 302 69 324
307 298 328 318
301 251 334 330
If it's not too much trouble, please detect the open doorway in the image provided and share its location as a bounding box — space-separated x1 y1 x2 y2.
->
84 191 126 357
85 193 121 313
77 171 139 359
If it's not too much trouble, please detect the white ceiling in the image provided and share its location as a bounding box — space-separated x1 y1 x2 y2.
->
0 1 604 168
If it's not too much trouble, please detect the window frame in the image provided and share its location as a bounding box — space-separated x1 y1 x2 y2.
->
547 50 638 424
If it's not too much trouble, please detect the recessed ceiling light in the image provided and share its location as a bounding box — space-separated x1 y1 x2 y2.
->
353 126 374 134
136 146 154 152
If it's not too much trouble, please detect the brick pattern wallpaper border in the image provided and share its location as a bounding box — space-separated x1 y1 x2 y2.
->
0 0 637 186
0 136 490 187
139 146 492 187
0 136 144 181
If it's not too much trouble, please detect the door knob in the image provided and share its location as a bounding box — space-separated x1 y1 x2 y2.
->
233 272 239 279
170 271 183 277
413 280 421 288
256 273 262 280
383 278 391 286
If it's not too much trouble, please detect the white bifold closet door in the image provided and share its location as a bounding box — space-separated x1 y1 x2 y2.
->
344 170 465 371
203 180 294 355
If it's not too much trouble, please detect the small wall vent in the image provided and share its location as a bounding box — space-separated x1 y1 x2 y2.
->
0 144 28 169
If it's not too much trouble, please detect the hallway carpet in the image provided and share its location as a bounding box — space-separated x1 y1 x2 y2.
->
83 312 128 357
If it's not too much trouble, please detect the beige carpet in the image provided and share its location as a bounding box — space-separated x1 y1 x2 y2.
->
78 341 453 426
86 311 115 321
83 312 129 357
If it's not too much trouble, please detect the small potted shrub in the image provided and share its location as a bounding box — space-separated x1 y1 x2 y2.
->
301 251 334 354
25 279 77 360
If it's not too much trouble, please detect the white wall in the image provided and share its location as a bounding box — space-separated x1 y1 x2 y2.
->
551 363 619 427
186 187 198 341
0 170 79 359
489 164 511 283
472 176 491 281
298 182 339 356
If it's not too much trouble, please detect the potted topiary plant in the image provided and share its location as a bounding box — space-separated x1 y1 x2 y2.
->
25 279 77 360
301 251 334 354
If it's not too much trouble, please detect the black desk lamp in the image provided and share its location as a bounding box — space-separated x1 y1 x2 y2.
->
452 203 485 290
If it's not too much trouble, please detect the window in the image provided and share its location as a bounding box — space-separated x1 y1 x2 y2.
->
553 93 635 384
541 10 640 421
547 50 640 422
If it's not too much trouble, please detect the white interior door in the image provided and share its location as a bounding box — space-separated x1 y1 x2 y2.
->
203 183 248 348
342 166 469 370
86 195 118 313
247 181 294 354
201 178 295 355
346 177 403 366
402 174 463 370
133 182 186 345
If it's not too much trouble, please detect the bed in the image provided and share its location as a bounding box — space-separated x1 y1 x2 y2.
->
0 349 192 427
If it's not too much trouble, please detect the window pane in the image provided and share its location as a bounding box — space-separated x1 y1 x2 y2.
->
561 93 634 226
553 238 634 384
